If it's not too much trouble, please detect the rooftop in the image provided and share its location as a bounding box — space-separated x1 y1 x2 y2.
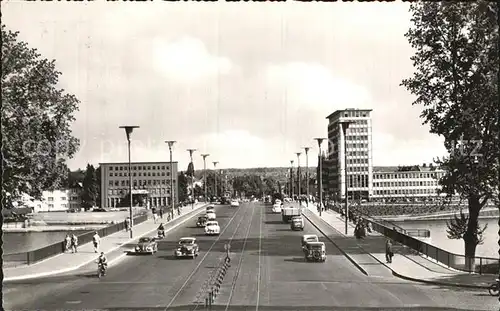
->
326 108 373 120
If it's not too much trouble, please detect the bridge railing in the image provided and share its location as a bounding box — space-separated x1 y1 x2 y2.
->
326 203 497 275
3 214 149 266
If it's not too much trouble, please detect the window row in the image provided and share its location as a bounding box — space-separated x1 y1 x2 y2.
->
47 196 79 201
347 166 368 172
374 180 439 187
108 188 171 195
109 165 170 171
374 188 438 195
109 179 174 187
347 158 369 164
109 171 170 177
347 174 369 188
374 172 444 179
346 135 369 141
346 143 369 149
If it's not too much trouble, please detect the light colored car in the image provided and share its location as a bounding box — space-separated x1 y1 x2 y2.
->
206 211 216 220
174 237 199 259
272 204 282 213
230 200 239 207
205 220 220 235
135 237 158 254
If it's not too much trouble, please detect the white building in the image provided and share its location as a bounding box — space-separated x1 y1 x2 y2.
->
32 184 83 213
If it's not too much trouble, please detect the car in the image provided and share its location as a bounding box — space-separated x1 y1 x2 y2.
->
290 216 305 231
196 216 208 228
174 237 199 259
206 211 216 220
272 204 282 213
206 204 215 212
230 200 239 207
301 234 319 254
303 241 327 262
205 220 220 235
135 237 158 254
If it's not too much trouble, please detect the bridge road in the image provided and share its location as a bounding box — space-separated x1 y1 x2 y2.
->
3 204 251 310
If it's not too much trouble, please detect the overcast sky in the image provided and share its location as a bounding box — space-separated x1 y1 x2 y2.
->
2 1 447 171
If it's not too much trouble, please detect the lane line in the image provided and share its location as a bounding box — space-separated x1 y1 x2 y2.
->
255 202 262 311
164 204 248 310
224 204 256 311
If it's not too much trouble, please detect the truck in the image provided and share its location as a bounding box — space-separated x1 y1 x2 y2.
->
281 206 302 223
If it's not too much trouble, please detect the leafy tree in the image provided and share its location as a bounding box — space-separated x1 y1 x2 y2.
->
81 164 98 210
446 207 488 245
95 166 102 207
177 171 188 202
1 25 80 207
401 1 499 261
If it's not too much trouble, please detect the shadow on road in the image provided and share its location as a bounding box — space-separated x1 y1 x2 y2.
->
265 221 283 225
283 257 307 263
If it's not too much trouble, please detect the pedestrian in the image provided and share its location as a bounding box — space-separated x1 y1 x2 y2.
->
385 240 393 263
159 207 164 219
92 231 100 253
125 217 131 232
64 234 71 252
152 207 158 224
71 234 78 253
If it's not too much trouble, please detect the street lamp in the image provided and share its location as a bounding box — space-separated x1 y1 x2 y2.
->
314 138 326 216
213 161 219 199
296 152 302 202
290 160 294 200
303 147 310 206
201 154 210 202
119 125 139 239
339 120 354 235
187 149 196 209
165 141 176 219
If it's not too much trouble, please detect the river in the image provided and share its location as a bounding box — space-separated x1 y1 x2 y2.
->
392 217 499 258
3 230 92 255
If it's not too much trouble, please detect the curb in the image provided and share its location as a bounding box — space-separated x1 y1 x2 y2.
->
4 204 207 282
302 209 368 276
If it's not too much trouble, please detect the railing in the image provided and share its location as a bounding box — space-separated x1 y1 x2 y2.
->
327 203 497 275
3 214 149 266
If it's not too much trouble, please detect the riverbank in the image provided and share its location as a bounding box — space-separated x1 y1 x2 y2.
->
3 224 107 233
375 208 498 222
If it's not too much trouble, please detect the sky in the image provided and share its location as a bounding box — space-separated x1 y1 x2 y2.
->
2 1 447 171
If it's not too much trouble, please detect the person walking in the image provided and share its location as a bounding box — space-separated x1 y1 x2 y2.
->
125 217 131 232
71 234 78 253
385 240 393 263
159 207 164 219
92 231 101 253
151 207 158 224
64 234 71 253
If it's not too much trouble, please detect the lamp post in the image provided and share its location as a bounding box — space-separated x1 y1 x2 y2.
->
303 147 310 206
290 160 294 200
165 141 176 219
187 149 196 209
296 152 302 202
314 138 326 217
213 161 219 199
119 125 139 239
339 121 354 235
201 154 210 202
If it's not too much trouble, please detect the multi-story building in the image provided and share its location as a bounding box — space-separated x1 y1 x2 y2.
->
28 185 83 213
325 108 373 201
371 164 447 201
100 161 178 208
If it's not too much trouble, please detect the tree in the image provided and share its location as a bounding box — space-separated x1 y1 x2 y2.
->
81 164 98 210
446 207 488 246
401 2 499 262
1 25 80 207
95 166 102 207
177 172 188 203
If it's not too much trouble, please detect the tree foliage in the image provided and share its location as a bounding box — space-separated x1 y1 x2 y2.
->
81 164 99 209
401 1 499 259
446 207 487 245
177 172 188 202
1 25 80 207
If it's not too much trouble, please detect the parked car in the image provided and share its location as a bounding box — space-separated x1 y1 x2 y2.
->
272 203 282 213
303 242 326 262
290 216 304 231
230 200 239 207
205 220 220 235
174 237 199 259
135 237 158 254
196 216 208 228
301 234 319 254
206 211 216 220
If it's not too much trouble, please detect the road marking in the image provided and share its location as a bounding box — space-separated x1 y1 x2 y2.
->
255 203 262 311
65 300 81 304
164 204 245 310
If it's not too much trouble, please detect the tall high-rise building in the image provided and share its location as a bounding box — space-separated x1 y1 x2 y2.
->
325 109 373 201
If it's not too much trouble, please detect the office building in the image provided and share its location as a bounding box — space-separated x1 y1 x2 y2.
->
100 161 178 208
325 108 373 201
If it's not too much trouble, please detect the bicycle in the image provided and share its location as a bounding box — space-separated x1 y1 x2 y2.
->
489 279 499 296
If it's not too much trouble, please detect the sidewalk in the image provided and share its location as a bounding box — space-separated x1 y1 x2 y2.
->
3 202 208 281
300 202 495 289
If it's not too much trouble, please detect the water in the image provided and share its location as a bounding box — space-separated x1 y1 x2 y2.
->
393 217 499 258
3 230 91 255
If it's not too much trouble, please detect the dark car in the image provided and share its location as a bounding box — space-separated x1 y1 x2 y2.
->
196 216 208 228
304 242 326 262
174 237 199 259
135 237 158 254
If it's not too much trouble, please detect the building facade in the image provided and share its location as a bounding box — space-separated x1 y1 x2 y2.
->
371 164 447 201
25 186 83 213
325 108 373 200
100 161 178 208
